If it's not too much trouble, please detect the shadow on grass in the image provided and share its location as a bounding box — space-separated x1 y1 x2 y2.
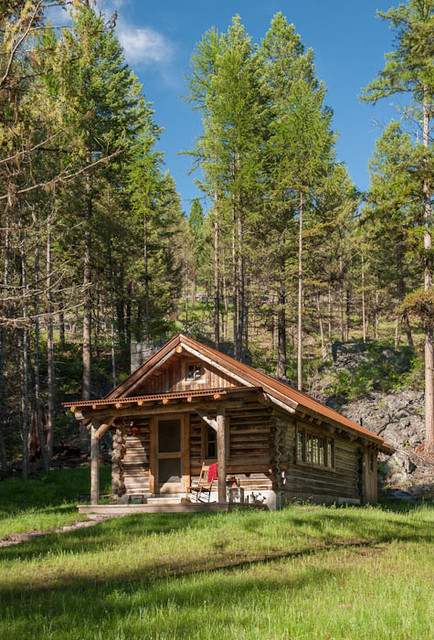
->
0 504 432 638
0 536 389 639
0 554 342 639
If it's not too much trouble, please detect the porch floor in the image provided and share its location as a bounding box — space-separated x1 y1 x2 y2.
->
78 502 231 516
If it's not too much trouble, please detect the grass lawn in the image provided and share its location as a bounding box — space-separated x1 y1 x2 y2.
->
0 470 432 640
0 467 112 538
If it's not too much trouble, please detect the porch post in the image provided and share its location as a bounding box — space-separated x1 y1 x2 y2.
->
90 421 100 505
217 407 226 503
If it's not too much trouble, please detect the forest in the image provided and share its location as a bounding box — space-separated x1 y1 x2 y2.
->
0 0 432 477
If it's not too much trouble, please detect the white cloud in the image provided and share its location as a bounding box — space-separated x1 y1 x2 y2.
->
117 23 174 67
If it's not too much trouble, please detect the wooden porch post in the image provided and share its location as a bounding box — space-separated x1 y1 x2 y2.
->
217 407 226 503
90 421 100 505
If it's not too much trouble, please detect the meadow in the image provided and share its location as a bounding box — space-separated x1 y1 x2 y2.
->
0 469 432 639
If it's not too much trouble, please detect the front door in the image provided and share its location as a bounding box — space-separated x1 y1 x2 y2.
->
156 417 183 493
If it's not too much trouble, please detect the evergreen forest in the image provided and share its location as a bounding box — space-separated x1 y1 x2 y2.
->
0 0 433 477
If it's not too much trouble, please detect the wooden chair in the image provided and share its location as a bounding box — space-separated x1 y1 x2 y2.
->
186 463 215 503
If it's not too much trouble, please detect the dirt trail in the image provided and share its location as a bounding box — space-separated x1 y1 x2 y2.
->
0 516 110 548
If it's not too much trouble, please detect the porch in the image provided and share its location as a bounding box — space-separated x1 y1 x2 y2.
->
65 386 276 512
77 501 231 516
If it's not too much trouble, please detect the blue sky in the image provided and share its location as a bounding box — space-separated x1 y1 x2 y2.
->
74 1 407 212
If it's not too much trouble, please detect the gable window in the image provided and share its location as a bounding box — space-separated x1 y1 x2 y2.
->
186 363 203 380
296 426 334 470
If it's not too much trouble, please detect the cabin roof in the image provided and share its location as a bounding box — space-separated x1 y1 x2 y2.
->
96 334 392 453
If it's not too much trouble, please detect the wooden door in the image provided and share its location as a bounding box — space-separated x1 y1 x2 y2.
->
156 417 183 493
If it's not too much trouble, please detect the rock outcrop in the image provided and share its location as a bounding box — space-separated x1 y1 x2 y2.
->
314 342 433 496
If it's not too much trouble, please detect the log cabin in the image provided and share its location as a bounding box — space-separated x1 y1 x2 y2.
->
64 334 394 512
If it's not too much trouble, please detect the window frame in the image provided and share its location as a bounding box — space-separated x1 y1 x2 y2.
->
185 362 205 383
295 424 335 471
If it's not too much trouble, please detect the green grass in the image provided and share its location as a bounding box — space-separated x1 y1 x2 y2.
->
0 495 432 639
0 467 112 538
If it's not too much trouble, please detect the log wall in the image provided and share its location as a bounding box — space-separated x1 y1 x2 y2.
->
122 418 151 496
280 415 364 505
117 406 374 504
189 404 273 492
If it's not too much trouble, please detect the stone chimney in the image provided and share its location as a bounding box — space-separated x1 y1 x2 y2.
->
130 341 165 373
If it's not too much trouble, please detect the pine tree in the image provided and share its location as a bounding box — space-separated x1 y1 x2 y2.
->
362 0 433 454
260 13 335 388
362 121 421 347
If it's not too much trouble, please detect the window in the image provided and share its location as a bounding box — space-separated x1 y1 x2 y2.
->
206 427 216 458
369 450 375 473
296 426 334 470
186 363 203 380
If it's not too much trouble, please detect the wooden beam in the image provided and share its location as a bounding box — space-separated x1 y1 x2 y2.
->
94 416 116 441
84 399 244 422
195 409 217 431
149 416 156 494
90 422 100 505
175 345 184 354
266 394 296 414
217 407 226 503
182 414 190 492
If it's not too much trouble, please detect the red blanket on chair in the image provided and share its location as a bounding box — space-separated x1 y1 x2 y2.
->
208 462 218 482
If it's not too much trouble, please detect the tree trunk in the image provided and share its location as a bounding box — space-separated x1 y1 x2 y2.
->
361 252 367 343
328 283 332 342
46 219 55 464
237 215 244 359
394 318 400 349
423 86 433 455
33 208 49 472
316 292 325 351
396 239 414 348
345 286 351 341
109 240 116 388
0 216 9 476
297 191 303 391
339 253 344 342
374 290 379 340
20 214 29 479
276 290 286 380
0 325 7 477
82 153 92 401
59 309 65 345
213 192 220 350
232 221 239 359
144 214 151 342
222 246 228 340
126 280 132 371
